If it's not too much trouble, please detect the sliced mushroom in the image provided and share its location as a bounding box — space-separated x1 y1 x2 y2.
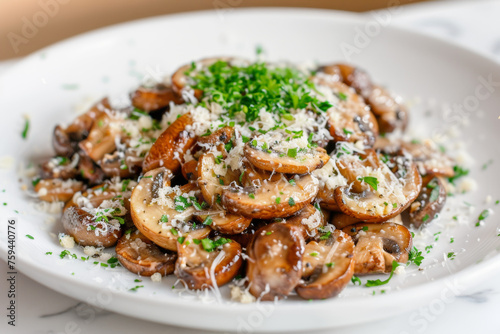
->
181 159 199 181
323 81 378 147
222 174 319 219
175 236 242 290
116 230 177 276
142 113 196 173
317 64 373 99
400 140 455 178
79 113 120 162
244 132 330 174
246 222 305 300
343 223 412 274
296 230 354 300
197 153 237 206
194 212 251 235
286 204 326 240
40 155 79 180
35 179 84 203
131 84 183 112
196 126 234 146
100 150 142 178
52 98 109 157
61 183 130 247
367 85 408 134
403 176 446 228
334 151 422 222
78 153 105 185
130 167 210 251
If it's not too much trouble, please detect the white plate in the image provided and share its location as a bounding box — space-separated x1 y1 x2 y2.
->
1 8 499 332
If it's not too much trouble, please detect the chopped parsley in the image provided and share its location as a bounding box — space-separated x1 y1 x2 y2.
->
288 197 296 206
25 234 34 239
365 261 398 287
188 60 332 122
200 237 230 252
476 209 490 226
351 276 362 285
202 216 213 226
21 118 30 139
447 252 456 260
448 165 469 185
408 246 424 266
358 176 379 191
129 285 144 292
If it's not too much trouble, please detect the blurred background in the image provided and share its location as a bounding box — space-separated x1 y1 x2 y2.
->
0 0 437 61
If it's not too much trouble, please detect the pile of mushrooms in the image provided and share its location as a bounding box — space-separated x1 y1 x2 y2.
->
33 58 456 302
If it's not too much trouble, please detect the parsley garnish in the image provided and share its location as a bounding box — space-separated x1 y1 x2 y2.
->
408 246 424 266
448 165 469 185
358 176 379 191
365 261 398 287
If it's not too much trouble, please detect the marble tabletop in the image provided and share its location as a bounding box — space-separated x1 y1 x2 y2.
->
2 1 500 333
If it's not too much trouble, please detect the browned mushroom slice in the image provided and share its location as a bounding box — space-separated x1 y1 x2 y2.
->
196 126 234 146
52 98 109 157
404 176 446 228
172 57 234 100
35 179 84 203
78 154 105 185
400 140 455 178
316 186 340 211
296 230 354 300
244 132 330 174
79 113 120 162
367 85 408 134
343 223 412 274
334 152 422 223
286 204 326 240
61 184 130 247
130 167 210 251
194 212 251 235
131 84 183 112
142 113 196 173
181 159 199 181
175 236 242 290
222 174 319 219
317 64 374 99
324 82 378 147
100 150 143 178
40 156 79 180
246 223 305 300
198 153 237 206
116 230 176 276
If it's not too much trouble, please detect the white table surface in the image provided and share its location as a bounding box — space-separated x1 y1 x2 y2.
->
1 1 500 333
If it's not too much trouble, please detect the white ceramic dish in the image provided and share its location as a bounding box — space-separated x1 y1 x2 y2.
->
0 8 499 332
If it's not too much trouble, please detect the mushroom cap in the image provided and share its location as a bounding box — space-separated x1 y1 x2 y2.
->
142 113 196 173
404 176 447 228
334 151 422 223
194 212 251 235
175 237 242 290
316 80 378 147
130 167 211 251
246 222 305 300
343 223 412 275
286 204 326 240
296 229 355 300
116 230 177 276
131 84 183 112
367 85 408 134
